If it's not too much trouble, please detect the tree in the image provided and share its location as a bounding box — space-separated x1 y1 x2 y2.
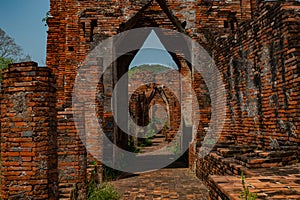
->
0 28 31 80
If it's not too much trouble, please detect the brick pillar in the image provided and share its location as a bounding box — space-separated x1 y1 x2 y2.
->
0 62 58 200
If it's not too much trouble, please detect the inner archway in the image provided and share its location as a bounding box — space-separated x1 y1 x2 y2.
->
80 0 212 175
106 27 200 172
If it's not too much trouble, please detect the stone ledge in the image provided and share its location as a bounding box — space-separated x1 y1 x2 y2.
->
210 163 300 199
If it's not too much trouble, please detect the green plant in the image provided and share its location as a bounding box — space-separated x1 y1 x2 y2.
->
88 182 121 200
102 165 121 181
164 122 169 130
0 57 13 81
127 139 141 153
128 144 141 153
71 165 121 200
167 141 181 155
145 123 156 138
42 11 51 26
139 138 152 147
239 172 257 200
89 160 97 165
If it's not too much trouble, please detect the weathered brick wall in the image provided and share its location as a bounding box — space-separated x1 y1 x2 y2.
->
0 62 57 200
190 1 300 198
128 69 181 141
46 0 253 110
0 0 297 199
42 0 300 198
46 0 88 197
211 0 300 149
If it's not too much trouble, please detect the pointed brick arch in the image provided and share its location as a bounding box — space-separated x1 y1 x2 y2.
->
119 0 186 33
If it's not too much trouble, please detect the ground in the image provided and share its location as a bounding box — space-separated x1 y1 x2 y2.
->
111 168 209 200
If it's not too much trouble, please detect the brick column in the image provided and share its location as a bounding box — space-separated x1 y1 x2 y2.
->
0 62 58 200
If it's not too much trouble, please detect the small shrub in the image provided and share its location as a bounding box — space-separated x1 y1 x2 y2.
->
88 182 121 200
127 139 141 153
146 124 156 138
0 57 12 81
239 172 257 200
139 138 152 147
102 165 122 181
129 144 141 153
103 165 121 181
71 165 121 200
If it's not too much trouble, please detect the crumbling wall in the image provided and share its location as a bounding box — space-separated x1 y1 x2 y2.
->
0 62 58 200
214 0 300 150
1 0 292 199
191 1 300 198
128 68 181 141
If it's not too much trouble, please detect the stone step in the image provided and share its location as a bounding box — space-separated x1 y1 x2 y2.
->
217 148 254 158
234 150 299 168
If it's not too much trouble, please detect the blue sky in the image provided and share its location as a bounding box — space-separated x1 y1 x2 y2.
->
0 1 177 69
0 0 50 65
129 30 178 69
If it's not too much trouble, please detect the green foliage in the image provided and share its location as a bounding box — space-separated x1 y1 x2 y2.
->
102 165 121 181
139 138 152 147
71 164 121 200
0 57 13 80
239 172 257 200
137 124 155 147
128 64 170 78
0 56 13 68
71 162 121 200
167 141 181 155
145 124 156 139
164 122 169 130
89 160 97 166
88 182 121 200
127 139 141 153
42 11 51 26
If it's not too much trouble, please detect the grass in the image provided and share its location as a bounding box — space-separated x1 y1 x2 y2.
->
70 163 121 200
239 172 257 200
103 165 122 181
89 163 121 199
88 182 121 200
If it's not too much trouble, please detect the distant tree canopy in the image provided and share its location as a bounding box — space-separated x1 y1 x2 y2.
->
0 28 31 80
128 64 171 78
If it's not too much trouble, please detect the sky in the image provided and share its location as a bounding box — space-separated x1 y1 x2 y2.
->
129 30 178 69
0 1 177 69
0 1 50 65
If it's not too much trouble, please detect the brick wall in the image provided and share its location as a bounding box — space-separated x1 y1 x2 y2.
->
190 1 300 198
0 0 296 199
0 62 57 199
46 0 299 197
128 68 181 142
211 0 300 149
